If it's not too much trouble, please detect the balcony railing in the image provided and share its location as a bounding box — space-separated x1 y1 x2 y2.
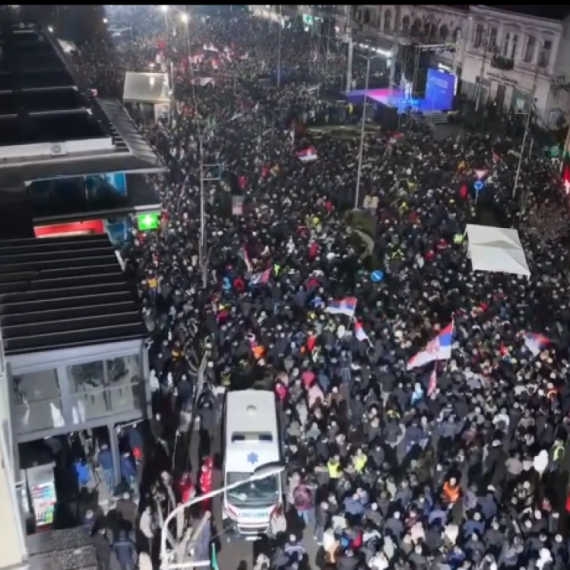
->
70 381 144 424
491 53 515 71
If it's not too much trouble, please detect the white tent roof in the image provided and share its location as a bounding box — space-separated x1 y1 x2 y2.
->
466 224 531 277
123 72 170 105
57 38 78 54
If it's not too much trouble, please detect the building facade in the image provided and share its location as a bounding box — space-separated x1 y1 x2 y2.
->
250 5 570 124
461 6 567 124
351 5 569 123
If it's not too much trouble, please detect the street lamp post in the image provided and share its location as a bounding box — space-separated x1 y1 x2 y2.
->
512 97 534 200
180 12 190 55
355 53 382 209
277 5 283 88
159 462 285 570
198 113 244 287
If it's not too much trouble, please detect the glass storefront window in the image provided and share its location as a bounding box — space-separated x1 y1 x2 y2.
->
28 174 128 218
68 355 143 422
13 370 64 434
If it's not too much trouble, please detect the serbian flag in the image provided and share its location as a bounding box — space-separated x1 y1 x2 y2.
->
240 246 253 273
427 365 437 396
250 268 271 286
297 146 318 162
326 297 357 317
524 332 549 356
407 323 454 370
354 321 371 345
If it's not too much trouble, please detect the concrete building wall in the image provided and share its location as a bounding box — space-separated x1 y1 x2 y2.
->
0 423 27 570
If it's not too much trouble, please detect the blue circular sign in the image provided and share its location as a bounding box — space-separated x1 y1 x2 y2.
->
370 270 384 283
474 180 484 192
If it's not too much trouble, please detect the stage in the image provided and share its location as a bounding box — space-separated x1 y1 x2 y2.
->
346 69 457 115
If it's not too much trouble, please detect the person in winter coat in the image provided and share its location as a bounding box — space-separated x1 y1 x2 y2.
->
112 530 137 570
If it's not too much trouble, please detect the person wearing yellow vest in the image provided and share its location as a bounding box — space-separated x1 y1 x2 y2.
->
550 439 565 465
327 456 342 479
442 477 461 504
353 449 367 473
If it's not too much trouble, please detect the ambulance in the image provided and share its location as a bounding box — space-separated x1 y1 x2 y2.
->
221 389 283 539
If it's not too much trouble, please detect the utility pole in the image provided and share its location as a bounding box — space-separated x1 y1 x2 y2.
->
388 33 399 101
344 5 353 92
199 158 221 288
561 125 570 173
512 107 532 199
277 5 282 88
355 53 382 208
475 24 488 112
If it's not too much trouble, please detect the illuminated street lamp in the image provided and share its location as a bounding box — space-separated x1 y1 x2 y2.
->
103 18 108 24
160 5 168 13
47 26 54 33
180 12 189 24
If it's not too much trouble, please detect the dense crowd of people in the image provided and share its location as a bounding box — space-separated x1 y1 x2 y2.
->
69 6 570 570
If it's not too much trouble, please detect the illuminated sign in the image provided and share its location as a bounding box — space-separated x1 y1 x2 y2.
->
137 212 160 231
34 220 106 238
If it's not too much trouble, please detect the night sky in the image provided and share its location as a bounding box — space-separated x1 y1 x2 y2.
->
491 5 570 20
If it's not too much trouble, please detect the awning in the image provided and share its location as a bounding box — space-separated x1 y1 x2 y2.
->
123 71 170 105
466 224 531 277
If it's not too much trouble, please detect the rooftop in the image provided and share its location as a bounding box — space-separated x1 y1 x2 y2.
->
0 234 146 356
0 24 165 185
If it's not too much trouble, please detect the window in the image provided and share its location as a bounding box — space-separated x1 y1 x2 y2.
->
68 355 143 421
363 9 370 25
539 39 552 67
523 36 536 63
226 472 280 508
13 369 63 433
401 15 410 34
412 18 422 35
509 34 518 59
502 32 511 57
68 361 105 393
439 25 449 41
488 27 498 50
383 9 391 33
473 23 483 48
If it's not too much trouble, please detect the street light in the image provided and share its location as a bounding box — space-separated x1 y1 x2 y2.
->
160 5 169 13
198 112 244 284
47 26 54 33
180 12 189 24
354 52 383 209
159 462 285 570
103 18 108 24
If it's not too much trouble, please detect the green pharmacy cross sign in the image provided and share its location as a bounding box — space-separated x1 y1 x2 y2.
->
137 212 160 231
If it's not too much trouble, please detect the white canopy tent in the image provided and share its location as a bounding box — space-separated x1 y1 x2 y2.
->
123 72 170 105
466 224 531 277
57 38 78 54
